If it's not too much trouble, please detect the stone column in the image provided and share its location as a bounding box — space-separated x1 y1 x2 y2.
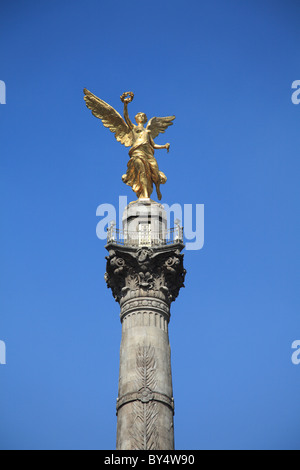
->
105 200 186 450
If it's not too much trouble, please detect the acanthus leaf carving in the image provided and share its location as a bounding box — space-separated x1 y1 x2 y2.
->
105 246 186 305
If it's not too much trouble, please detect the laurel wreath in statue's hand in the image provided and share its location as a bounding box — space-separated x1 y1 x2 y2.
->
120 91 134 104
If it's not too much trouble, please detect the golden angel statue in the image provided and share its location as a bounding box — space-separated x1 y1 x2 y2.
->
83 89 175 200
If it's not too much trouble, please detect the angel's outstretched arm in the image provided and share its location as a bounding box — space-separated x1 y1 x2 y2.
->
123 102 134 130
150 134 170 152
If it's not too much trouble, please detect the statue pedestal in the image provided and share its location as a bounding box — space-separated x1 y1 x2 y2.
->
105 201 186 450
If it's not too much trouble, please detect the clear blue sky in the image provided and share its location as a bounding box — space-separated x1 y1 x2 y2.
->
1 0 300 450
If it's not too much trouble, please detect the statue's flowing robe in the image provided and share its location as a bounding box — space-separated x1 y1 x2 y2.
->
122 129 167 200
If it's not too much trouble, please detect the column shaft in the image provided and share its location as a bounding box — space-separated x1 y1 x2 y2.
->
116 300 174 450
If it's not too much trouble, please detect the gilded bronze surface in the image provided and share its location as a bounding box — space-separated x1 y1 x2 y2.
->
83 89 175 200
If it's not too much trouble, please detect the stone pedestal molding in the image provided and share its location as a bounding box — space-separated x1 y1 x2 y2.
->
105 202 186 450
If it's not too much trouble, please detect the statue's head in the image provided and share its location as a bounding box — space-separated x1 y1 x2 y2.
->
135 112 148 125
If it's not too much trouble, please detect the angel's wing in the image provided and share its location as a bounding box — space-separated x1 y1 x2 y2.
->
146 116 175 140
83 89 132 147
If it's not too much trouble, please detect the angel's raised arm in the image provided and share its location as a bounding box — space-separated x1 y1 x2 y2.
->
123 101 134 130
120 92 135 130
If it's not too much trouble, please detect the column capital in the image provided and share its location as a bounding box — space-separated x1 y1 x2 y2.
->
105 244 186 307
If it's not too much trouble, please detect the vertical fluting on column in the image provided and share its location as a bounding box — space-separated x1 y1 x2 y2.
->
105 200 186 450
